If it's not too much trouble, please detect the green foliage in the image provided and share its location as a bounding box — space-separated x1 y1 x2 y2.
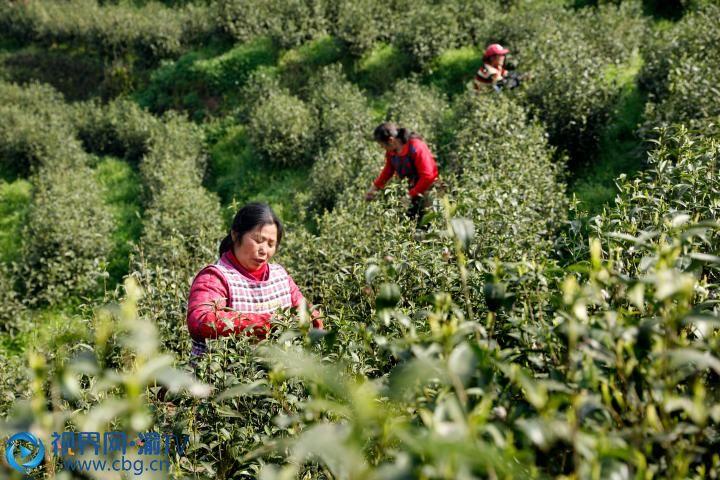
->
393 0 491 69
94 158 143 285
385 79 450 150
571 52 647 213
304 65 374 212
427 46 484 96
329 0 390 56
0 47 104 101
641 5 720 133
22 164 115 306
278 35 345 94
0 264 24 335
217 0 329 49
354 43 412 95
448 93 568 261
206 122 311 224
247 89 317 167
137 37 278 118
0 0 215 61
307 64 372 147
0 179 32 264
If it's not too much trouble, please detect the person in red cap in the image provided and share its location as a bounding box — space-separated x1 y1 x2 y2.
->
474 43 511 90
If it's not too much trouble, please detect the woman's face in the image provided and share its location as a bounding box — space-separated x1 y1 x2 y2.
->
378 137 402 153
490 54 505 68
232 223 278 271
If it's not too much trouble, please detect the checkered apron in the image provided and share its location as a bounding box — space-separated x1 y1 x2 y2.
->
190 258 292 359
214 257 293 313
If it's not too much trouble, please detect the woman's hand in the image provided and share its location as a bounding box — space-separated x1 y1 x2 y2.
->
365 184 379 201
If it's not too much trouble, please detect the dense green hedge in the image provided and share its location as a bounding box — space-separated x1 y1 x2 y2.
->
0 82 116 305
247 89 317 167
217 0 329 49
73 99 222 269
641 5 720 132
0 0 215 61
385 79 450 151
137 37 279 118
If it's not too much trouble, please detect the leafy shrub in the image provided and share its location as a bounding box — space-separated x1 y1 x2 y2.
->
306 137 375 214
385 79 451 151
393 2 470 68
21 164 115 305
448 92 567 261
217 0 329 49
74 100 157 164
495 4 622 164
640 5 720 97
307 64 372 147
329 0 390 55
247 90 317 167
427 46 483 96
0 81 80 176
641 5 720 133
0 264 24 334
353 43 412 95
278 35 345 93
135 51 208 116
0 0 213 62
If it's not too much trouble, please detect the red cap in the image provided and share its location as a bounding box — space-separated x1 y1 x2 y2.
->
484 43 510 59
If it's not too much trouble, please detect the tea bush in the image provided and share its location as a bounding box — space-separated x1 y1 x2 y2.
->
641 5 720 132
137 37 279 118
448 92 567 261
640 5 718 99
0 0 214 62
227 115 720 480
0 82 117 305
483 2 645 164
353 43 412 95
329 0 390 56
384 78 451 151
247 89 317 167
21 164 115 306
307 64 372 147
278 35 345 94
393 2 468 69
217 0 329 49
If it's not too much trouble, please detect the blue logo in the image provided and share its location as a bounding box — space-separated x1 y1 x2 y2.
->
5 432 45 474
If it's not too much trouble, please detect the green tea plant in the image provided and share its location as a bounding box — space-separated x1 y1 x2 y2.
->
247 89 318 167
641 5 720 133
384 79 451 152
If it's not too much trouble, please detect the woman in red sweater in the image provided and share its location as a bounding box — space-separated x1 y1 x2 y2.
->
365 122 439 227
187 202 321 359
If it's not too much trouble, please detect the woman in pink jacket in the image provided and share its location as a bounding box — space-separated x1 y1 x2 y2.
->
187 202 322 359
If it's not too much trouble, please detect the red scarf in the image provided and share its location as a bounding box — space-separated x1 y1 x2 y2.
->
225 250 269 282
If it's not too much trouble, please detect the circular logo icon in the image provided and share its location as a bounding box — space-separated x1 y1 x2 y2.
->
5 432 45 474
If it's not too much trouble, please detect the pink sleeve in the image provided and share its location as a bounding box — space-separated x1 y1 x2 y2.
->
187 266 271 339
288 274 323 329
373 154 395 189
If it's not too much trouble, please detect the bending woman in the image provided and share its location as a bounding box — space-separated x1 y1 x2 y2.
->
365 122 439 226
187 202 321 359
